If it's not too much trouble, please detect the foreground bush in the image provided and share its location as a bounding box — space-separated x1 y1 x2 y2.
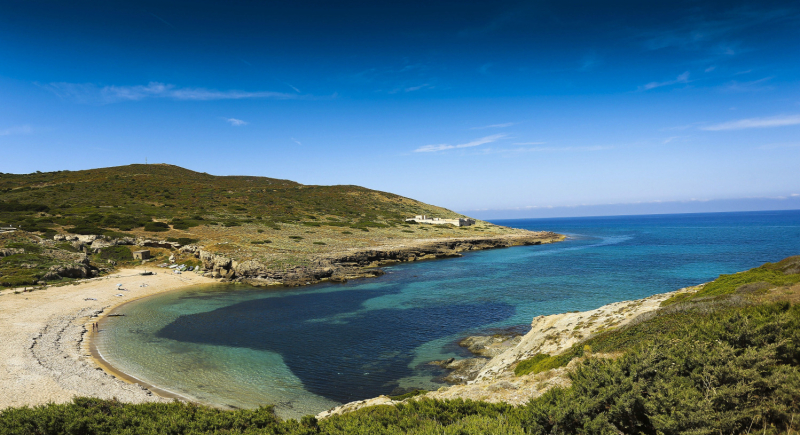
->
520 302 800 434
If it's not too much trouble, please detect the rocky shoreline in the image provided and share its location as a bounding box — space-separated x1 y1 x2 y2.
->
221 232 563 286
49 231 563 287
428 328 525 384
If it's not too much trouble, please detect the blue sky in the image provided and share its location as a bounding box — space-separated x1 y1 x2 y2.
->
2 0 799 218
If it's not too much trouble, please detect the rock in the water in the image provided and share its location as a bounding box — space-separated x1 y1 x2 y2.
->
459 334 523 357
428 357 489 384
441 358 489 384
428 357 455 368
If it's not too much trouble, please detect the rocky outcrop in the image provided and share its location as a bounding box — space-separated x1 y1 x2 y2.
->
429 357 490 384
54 234 136 254
47 259 98 279
0 248 23 257
179 244 200 254
425 331 524 385
459 335 523 358
41 253 98 279
316 396 401 420
135 238 180 250
48 264 92 279
41 271 62 281
88 239 116 250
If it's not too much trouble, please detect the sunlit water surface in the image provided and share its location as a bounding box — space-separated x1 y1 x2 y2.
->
97 210 800 419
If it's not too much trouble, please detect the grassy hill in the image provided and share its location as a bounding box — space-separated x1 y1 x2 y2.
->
0 164 531 288
0 163 469 234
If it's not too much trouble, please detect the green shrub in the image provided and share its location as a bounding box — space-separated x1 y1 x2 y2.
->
170 218 201 230
0 200 49 212
350 221 389 229
98 246 133 262
389 389 427 401
5 242 42 253
144 222 170 232
102 230 132 239
662 256 800 305
0 275 40 287
514 354 570 376
55 242 80 252
64 226 106 235
101 214 146 230
518 302 800 435
313 241 326 245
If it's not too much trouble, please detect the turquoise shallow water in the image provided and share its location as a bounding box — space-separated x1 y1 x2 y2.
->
97 210 800 419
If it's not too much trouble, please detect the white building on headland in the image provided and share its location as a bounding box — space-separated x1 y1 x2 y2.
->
406 215 475 227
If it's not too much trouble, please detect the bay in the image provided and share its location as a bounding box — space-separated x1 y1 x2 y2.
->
96 210 800 419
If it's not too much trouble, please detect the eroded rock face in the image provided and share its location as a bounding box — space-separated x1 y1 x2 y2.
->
48 262 96 279
233 259 265 276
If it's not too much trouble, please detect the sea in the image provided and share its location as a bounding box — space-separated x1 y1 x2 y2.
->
96 210 800 419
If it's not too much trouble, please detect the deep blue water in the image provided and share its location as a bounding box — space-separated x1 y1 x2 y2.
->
99 210 800 418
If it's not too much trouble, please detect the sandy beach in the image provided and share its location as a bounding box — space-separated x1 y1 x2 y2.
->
0 268 217 410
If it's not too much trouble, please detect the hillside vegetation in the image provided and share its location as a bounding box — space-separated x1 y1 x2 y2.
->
0 164 468 235
2 256 798 434
0 164 529 288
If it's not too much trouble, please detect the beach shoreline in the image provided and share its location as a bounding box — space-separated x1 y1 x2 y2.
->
0 267 218 410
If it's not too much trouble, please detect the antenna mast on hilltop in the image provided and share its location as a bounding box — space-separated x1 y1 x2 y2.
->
146 157 148 165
